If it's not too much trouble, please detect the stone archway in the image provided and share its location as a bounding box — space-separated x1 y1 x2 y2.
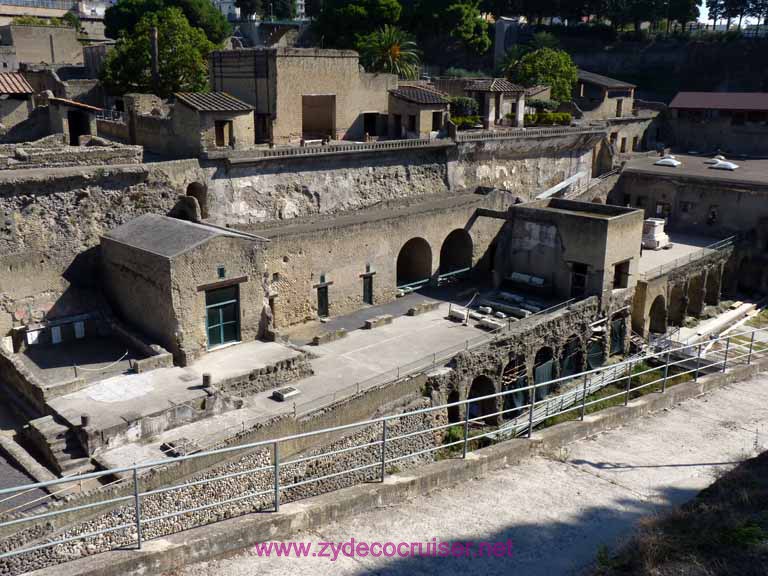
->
439 229 473 275
560 335 584 378
501 353 528 419
649 295 667 334
533 347 555 401
668 284 686 326
396 238 432 287
447 389 461 423
687 273 706 317
468 375 497 426
705 265 723 306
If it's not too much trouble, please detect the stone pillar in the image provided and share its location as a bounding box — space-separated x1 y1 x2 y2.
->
515 96 526 127
705 264 724 306
687 273 707 318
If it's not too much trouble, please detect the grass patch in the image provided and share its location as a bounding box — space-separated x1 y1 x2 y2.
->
436 424 494 460
747 308 768 329
592 451 768 575
541 363 693 429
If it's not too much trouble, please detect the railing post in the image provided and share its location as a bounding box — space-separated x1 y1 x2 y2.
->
273 441 280 512
722 337 730 372
662 348 671 393
748 331 756 365
462 400 471 458
694 343 703 382
380 419 387 481
624 361 633 406
132 467 142 549
527 387 536 439
580 373 588 420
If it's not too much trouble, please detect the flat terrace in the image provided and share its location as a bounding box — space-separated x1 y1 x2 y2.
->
638 231 727 277
623 154 768 188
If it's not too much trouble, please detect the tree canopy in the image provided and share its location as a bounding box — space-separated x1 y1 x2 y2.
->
511 47 577 102
316 0 402 48
100 7 214 97
104 0 231 45
356 24 421 78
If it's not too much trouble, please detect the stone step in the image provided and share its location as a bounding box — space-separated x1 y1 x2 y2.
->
58 456 93 476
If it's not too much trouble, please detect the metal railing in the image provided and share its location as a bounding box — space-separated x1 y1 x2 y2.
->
95 110 124 123
639 236 736 281
455 125 605 142
1 325 766 566
0 0 74 9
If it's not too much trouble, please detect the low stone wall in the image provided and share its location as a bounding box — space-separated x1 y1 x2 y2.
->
0 139 142 170
0 346 48 416
1 393 440 575
95 120 128 143
215 354 313 396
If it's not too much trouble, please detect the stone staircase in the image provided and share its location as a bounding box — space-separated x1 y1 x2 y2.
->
25 415 93 477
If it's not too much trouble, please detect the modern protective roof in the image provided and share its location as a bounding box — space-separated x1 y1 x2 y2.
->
389 85 449 105
465 78 524 93
175 92 254 113
578 70 635 90
669 91 768 111
0 72 32 95
48 97 102 112
103 214 262 258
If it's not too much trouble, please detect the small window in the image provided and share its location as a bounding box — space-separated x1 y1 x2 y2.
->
613 260 630 289
272 272 280 282
620 137 627 153
432 111 442 131
571 262 588 298
217 265 226 279
407 114 417 133
632 136 639 151
319 273 326 284
363 113 378 137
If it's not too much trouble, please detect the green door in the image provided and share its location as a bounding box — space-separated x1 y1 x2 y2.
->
206 286 240 348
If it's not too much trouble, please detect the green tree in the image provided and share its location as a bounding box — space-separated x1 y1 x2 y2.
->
511 47 577 102
668 0 700 27
443 1 491 54
356 24 420 78
101 8 214 97
317 0 402 48
104 0 231 44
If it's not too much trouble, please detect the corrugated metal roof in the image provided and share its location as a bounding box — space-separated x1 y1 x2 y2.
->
389 85 449 105
669 91 768 111
578 70 635 90
466 78 524 93
175 92 254 112
0 72 32 95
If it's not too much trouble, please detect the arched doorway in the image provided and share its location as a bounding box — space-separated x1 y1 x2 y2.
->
439 229 473 275
501 353 528 419
467 375 497 425
649 295 667 334
186 182 208 219
533 347 555 401
587 339 605 369
560 335 583 378
447 389 461 423
396 238 432 287
668 284 686 326
686 273 706 317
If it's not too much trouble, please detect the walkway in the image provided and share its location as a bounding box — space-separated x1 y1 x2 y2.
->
178 374 768 576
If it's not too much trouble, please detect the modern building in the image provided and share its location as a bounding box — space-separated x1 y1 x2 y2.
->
669 91 768 155
209 47 397 144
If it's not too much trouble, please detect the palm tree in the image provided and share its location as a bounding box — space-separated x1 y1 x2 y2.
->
357 25 421 80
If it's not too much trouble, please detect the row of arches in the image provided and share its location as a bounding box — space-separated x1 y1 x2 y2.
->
396 229 474 287
450 336 605 425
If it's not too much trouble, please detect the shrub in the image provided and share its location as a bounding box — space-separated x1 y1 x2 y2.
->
528 98 560 112
523 112 571 126
450 115 481 130
450 96 479 117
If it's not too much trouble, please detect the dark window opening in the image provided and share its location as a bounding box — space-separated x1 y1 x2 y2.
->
571 263 588 298
620 137 627 153
407 114 417 133
363 112 378 137
632 136 639 151
615 98 623 117
214 120 232 147
432 111 442 131
363 275 373 305
613 260 630 289
317 285 329 318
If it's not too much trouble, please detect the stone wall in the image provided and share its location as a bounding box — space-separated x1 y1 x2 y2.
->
0 25 82 66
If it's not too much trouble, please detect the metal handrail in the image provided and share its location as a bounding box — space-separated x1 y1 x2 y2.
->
1 325 766 565
640 236 735 281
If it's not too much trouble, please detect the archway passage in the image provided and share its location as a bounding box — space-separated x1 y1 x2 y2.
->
447 389 461 423
686 273 706 317
439 229 473 275
501 353 528 418
649 295 667 334
560 336 583 378
533 347 555 401
587 339 605 370
705 267 722 306
186 182 208 219
396 238 432 287
467 375 497 426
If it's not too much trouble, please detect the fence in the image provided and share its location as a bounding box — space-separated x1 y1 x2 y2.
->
1 324 766 566
455 126 605 142
95 110 124 123
639 236 736 281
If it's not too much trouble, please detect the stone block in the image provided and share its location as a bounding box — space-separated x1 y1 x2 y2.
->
364 314 393 329
407 301 440 316
312 329 347 346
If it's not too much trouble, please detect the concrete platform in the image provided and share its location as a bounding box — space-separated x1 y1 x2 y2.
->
638 231 724 276
47 341 301 433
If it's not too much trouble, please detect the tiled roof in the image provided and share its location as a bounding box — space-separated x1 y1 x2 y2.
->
0 72 32 95
175 92 254 112
465 78 524 93
669 91 768 111
578 70 635 89
389 85 449 105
